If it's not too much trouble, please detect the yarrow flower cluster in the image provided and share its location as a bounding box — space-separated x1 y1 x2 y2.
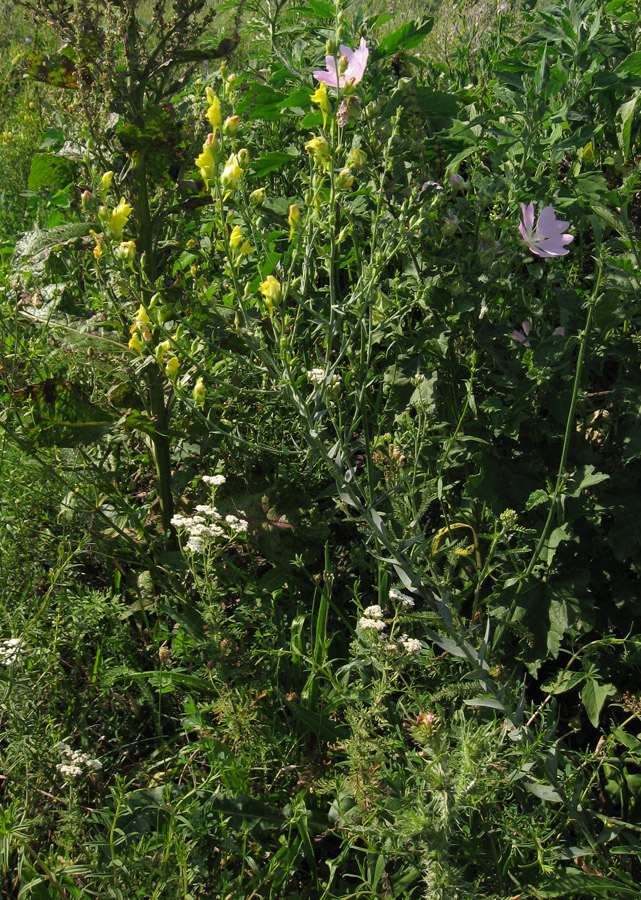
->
357 605 421 654
307 368 341 394
172 476 247 553
358 604 386 632
0 637 23 666
55 742 102 780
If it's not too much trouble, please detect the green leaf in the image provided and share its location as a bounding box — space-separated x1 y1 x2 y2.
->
616 91 641 159
522 780 563 803
28 153 75 192
415 87 459 119
534 868 639 898
306 0 335 19
615 51 641 76
581 678 615 728
378 17 434 54
252 150 299 177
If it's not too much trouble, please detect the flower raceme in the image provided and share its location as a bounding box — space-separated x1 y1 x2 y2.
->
314 37 369 90
519 202 574 258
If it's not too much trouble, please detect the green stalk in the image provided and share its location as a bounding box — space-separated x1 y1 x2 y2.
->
494 253 604 648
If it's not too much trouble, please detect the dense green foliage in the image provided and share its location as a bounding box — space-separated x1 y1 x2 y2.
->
1 0 641 897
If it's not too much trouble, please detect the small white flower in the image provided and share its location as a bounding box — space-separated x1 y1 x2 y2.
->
401 638 422 654
388 588 404 601
401 598 415 608
363 604 383 619
57 763 84 778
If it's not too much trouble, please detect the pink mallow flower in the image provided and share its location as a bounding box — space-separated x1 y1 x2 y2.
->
511 320 565 347
314 38 369 89
519 202 574 258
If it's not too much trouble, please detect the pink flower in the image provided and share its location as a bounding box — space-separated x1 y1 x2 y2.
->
313 38 369 89
519 202 574 258
511 320 565 347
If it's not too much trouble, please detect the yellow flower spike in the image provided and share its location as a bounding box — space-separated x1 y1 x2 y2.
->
305 135 330 171
205 87 221 130
259 275 282 316
193 376 206 407
128 333 144 354
109 198 133 240
311 81 330 129
287 203 300 241
165 355 180 380
195 133 220 190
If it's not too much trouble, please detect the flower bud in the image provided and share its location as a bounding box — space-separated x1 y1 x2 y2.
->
287 204 300 241
193 376 206 407
81 189 93 210
449 172 465 192
165 355 180 380
100 170 114 196
116 239 136 269
249 188 266 208
223 115 240 135
237 147 250 169
337 167 354 190
347 147 367 169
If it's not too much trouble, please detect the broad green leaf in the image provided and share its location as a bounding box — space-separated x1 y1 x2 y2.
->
615 51 641 76
522 780 563 803
581 678 615 728
252 150 299 177
28 153 75 192
616 91 641 159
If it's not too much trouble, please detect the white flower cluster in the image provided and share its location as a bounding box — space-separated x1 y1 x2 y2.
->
384 634 422 655
307 368 341 391
171 506 248 553
55 742 102 779
358 604 386 632
0 637 23 666
358 602 422 656
202 474 226 486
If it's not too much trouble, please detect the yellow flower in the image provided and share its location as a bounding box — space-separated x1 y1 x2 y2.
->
305 135 330 170
128 333 144 354
100 170 114 196
89 230 103 261
109 198 133 240
205 87 221 130
220 153 242 196
134 304 150 328
311 81 330 129
193 376 206 407
165 355 180 380
259 275 282 315
229 225 252 257
288 204 300 241
195 133 220 190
